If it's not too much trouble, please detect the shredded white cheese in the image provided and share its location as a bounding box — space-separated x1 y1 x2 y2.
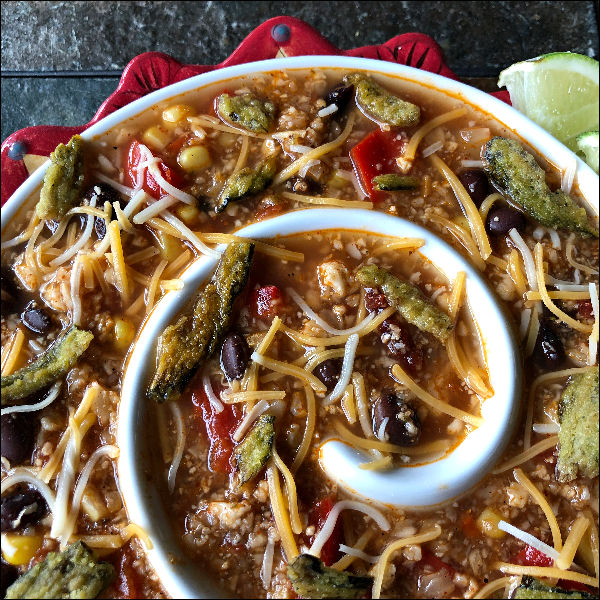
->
323 334 359 406
498 520 560 560
1 382 61 416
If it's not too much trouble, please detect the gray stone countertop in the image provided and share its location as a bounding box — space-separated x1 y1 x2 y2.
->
2 1 599 143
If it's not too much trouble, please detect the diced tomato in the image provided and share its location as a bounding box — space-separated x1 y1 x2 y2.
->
165 134 191 156
103 544 142 599
513 544 554 567
306 497 343 566
557 579 593 593
350 128 407 201
418 550 456 576
191 385 242 474
250 285 283 319
124 140 184 199
578 300 594 319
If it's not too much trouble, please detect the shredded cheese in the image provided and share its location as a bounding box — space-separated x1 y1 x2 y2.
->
508 249 528 296
372 525 442 599
121 523 154 549
0 468 56 513
446 334 492 398
448 271 466 320
167 403 185 494
493 562 598 588
133 195 179 224
281 190 373 209
429 214 486 270
498 520 559 560
473 577 518 599
323 334 359 405
358 455 393 470
291 385 316 473
1 329 25 376
556 516 591 570
430 154 492 261
251 352 327 393
309 500 390 558
107 220 130 304
283 306 395 347
333 420 451 456
198 233 304 263
352 372 373 440
266 464 299 560
161 211 221 258
272 448 302 535
566 242 598 275
1 382 61 417
534 243 592 333
341 384 357 424
371 238 425 255
397 107 467 170
492 435 559 474
527 290 590 301
233 134 250 173
273 112 356 185
145 259 168 315
391 363 483 426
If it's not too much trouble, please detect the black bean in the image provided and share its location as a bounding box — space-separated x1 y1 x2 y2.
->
1 413 35 465
324 84 354 113
84 184 119 240
379 319 423 373
1 562 19 598
533 320 565 370
21 301 51 334
314 358 342 391
486 207 526 236
372 390 421 446
1 488 48 532
220 331 250 381
1 267 24 316
458 170 489 207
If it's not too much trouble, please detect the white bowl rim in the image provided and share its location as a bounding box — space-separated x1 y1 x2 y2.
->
1 54 598 233
118 208 521 598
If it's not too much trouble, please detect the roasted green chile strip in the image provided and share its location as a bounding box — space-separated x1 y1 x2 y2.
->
233 414 275 487
557 366 599 482
372 174 420 190
344 73 420 127
1 326 93 404
216 156 277 213
5 541 114 599
148 242 254 402
514 576 595 599
356 265 453 342
482 137 598 237
287 554 373 599
36 135 87 221
216 93 276 133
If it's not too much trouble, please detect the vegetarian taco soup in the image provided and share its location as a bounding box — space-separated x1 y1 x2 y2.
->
1 68 598 599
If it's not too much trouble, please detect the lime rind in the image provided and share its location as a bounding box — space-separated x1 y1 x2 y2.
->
577 130 599 173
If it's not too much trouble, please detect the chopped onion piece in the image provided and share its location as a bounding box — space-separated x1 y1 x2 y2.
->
421 141 444 158
509 229 537 291
560 157 576 194
532 423 560 434
461 159 484 168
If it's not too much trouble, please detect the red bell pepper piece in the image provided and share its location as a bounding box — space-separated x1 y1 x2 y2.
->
350 128 407 201
513 544 554 567
191 384 242 474
124 140 184 199
250 285 283 319
307 497 343 566
513 545 592 593
418 550 456 576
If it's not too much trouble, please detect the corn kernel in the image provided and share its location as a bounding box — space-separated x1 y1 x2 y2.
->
177 146 211 172
162 104 195 124
476 507 506 539
155 230 182 261
142 126 171 150
175 204 200 226
1 533 44 565
114 318 135 351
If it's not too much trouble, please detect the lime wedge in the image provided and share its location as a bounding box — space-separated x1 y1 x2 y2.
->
498 52 599 151
577 130 599 173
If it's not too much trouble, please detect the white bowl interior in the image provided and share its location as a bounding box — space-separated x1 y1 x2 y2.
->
118 208 521 598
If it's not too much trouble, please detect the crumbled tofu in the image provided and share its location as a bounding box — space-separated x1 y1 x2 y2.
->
317 260 349 300
506 482 528 508
207 501 251 529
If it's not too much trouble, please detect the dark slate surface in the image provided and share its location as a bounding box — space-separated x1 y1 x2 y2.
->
2 1 599 143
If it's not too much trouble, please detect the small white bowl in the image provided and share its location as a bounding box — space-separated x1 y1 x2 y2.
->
118 208 521 598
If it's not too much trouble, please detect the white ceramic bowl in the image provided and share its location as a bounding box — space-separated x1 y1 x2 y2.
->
119 208 520 598
2 55 598 600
